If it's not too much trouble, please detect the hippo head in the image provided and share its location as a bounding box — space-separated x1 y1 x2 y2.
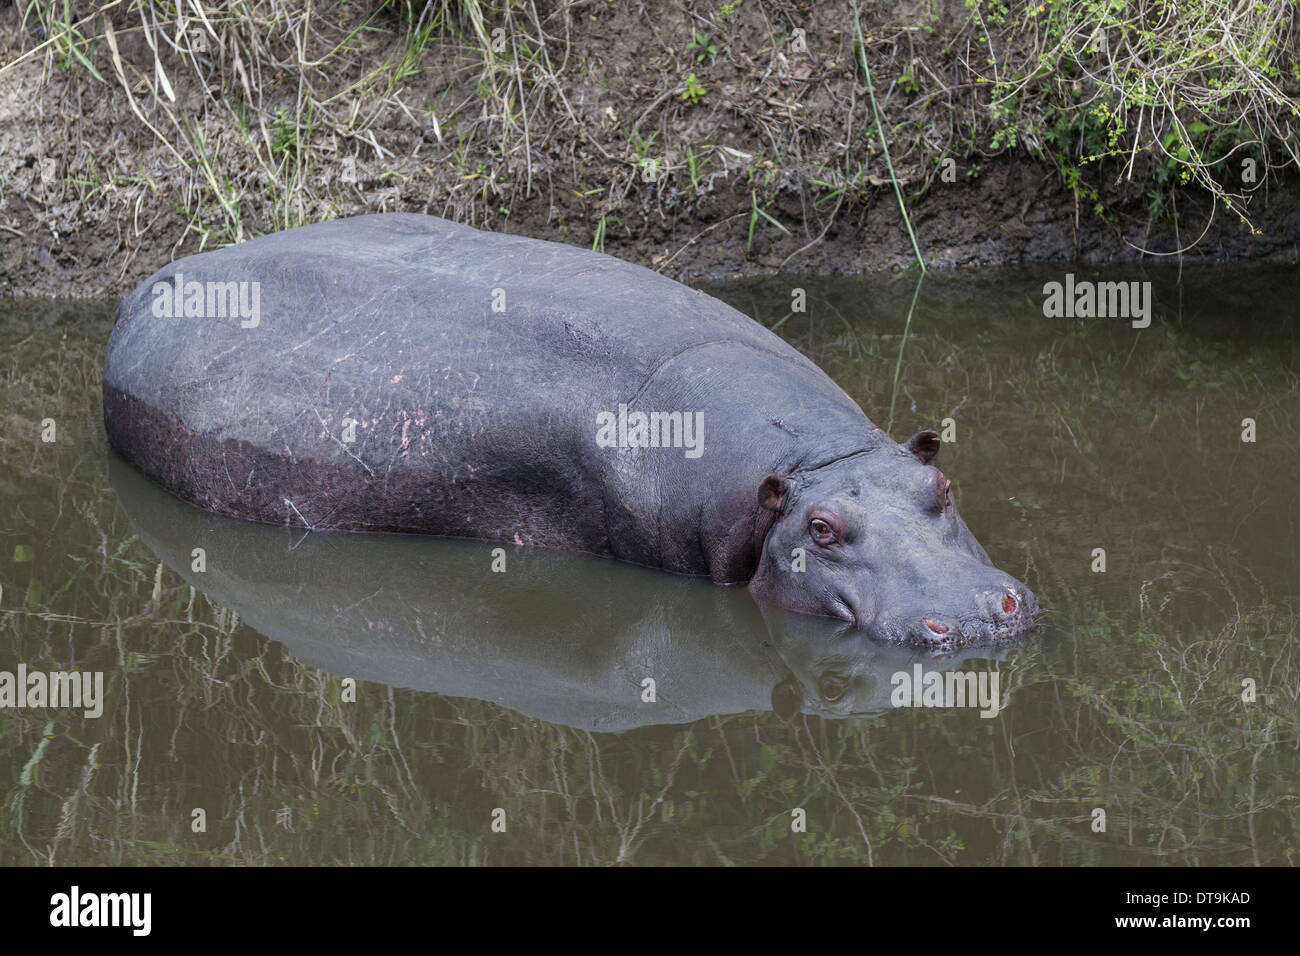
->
747 429 1038 647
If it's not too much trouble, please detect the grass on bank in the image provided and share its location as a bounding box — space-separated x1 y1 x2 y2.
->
2 1 1297 264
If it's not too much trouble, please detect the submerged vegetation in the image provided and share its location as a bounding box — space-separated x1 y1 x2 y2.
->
1 269 1297 865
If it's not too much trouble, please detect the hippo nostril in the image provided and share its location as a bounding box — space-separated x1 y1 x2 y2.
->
923 618 949 635
1002 591 1018 615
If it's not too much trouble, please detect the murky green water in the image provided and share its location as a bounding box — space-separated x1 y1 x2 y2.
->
1 264 1296 865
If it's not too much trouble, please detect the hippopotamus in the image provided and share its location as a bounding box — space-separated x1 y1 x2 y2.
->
103 212 1037 646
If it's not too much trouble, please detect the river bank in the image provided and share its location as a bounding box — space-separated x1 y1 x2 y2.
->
2 0 1297 296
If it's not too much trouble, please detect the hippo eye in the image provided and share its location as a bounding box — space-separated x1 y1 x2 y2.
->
820 678 847 702
933 473 953 515
809 518 836 545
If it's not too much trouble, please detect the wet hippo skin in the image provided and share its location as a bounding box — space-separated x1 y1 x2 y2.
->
104 213 1037 646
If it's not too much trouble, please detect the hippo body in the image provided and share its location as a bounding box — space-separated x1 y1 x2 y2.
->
104 213 1036 645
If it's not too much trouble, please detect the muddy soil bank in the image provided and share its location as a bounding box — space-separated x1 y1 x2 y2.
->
1 0 1297 298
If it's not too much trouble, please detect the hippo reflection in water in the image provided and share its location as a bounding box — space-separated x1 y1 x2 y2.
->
112 456 1021 730
103 213 1038 646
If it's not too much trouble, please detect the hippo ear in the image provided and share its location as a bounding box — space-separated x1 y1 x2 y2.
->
771 675 802 721
906 429 941 464
758 474 788 513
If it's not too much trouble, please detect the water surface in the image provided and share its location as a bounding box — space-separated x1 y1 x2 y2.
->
1 265 1295 865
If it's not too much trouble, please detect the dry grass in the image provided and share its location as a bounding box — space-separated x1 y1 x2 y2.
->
0 1 1297 276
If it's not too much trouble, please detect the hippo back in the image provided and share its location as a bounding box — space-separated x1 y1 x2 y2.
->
104 213 880 575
